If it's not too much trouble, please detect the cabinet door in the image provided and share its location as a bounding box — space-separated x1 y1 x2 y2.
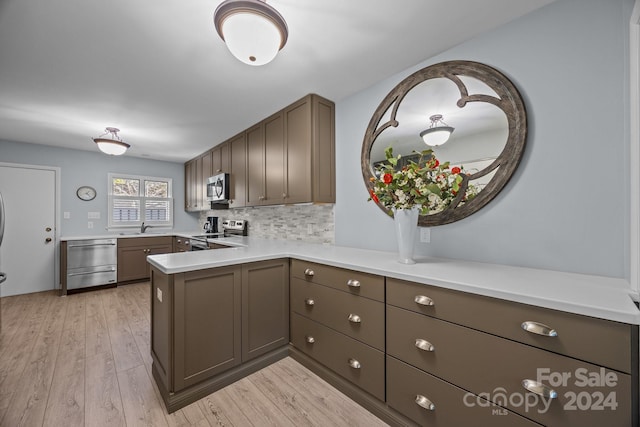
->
211 143 230 175
220 141 230 173
246 123 265 206
117 246 148 282
200 151 212 209
284 97 312 203
242 259 289 361
146 244 173 277
264 112 285 204
173 265 242 391
229 133 247 208
184 159 197 211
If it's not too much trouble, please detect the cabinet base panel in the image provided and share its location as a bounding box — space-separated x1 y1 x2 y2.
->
153 346 289 414
289 346 417 427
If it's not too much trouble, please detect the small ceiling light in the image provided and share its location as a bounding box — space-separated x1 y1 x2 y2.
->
420 114 455 146
213 0 288 66
92 127 130 156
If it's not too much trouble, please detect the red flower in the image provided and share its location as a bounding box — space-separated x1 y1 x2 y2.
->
383 173 393 184
369 189 379 203
452 166 461 174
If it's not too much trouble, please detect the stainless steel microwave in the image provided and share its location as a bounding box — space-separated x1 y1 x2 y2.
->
207 173 230 203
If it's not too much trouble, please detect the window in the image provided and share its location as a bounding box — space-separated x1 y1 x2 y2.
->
108 174 173 228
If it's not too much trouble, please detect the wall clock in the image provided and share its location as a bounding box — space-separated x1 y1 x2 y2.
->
76 186 97 201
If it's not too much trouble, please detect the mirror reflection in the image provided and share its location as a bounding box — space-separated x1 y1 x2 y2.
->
362 61 527 226
370 77 508 215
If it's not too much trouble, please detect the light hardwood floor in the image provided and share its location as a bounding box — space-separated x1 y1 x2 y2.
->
0 282 388 427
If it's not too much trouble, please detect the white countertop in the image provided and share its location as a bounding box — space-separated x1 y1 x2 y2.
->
60 230 200 241
146 237 640 325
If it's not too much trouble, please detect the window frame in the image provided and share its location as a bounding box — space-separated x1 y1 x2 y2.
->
107 173 174 229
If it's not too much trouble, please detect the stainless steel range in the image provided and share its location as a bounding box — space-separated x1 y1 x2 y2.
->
190 219 247 251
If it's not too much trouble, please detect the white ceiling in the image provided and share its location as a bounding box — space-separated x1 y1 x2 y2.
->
0 0 555 163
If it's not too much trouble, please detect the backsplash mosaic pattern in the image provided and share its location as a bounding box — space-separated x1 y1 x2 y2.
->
200 204 335 244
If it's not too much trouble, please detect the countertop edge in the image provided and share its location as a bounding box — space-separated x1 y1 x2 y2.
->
145 238 640 325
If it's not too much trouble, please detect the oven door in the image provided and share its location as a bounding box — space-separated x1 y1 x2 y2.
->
190 239 209 251
207 173 230 202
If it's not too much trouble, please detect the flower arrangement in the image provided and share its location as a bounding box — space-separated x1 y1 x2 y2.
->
368 146 476 215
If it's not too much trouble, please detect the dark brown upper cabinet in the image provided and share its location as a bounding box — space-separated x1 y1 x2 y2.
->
184 93 335 211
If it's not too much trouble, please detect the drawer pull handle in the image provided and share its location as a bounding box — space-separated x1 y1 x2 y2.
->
347 279 361 288
414 295 434 306
304 268 315 277
348 358 361 369
415 339 435 352
521 321 558 337
415 395 436 411
305 335 315 344
348 313 361 323
305 298 315 306
522 379 558 399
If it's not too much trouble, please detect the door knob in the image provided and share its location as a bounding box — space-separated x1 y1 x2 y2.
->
45 227 52 232
45 237 52 243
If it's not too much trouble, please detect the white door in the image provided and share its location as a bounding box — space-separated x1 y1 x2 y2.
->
0 165 57 296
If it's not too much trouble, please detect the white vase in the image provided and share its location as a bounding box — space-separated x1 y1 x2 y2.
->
393 207 420 264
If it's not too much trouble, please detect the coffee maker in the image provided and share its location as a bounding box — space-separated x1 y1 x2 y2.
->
203 216 219 234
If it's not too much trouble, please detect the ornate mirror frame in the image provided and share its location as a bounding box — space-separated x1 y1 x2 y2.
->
361 60 527 226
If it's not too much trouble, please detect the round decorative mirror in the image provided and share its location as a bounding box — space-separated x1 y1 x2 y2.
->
361 60 527 226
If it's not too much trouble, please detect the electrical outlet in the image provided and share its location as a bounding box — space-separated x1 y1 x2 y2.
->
88 211 101 219
420 227 431 243
157 288 163 302
63 211 71 219
87 221 94 229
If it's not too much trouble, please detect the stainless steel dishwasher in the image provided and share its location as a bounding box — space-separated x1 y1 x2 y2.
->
66 238 117 290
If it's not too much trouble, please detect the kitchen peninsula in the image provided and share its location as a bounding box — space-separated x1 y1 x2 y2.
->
147 237 640 427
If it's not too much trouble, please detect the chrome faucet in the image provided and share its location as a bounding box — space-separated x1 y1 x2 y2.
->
140 222 152 233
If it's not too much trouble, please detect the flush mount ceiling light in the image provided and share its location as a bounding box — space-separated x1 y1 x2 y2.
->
92 127 130 156
420 114 455 146
213 0 288 66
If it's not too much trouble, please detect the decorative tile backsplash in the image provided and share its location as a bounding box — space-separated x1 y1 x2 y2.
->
200 204 335 244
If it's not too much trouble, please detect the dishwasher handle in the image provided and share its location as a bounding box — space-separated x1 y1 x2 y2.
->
67 268 116 277
68 242 116 248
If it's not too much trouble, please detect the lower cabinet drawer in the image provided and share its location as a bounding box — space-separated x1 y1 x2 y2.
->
387 305 632 427
291 312 384 401
291 278 384 350
387 356 542 427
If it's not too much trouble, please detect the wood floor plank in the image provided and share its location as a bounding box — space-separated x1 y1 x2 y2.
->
248 366 337 427
1 283 389 427
85 351 125 427
219 377 298 427
198 390 252 427
102 290 143 372
0 293 66 427
117 364 169 427
42 343 85 427
85 292 111 358
270 358 388 427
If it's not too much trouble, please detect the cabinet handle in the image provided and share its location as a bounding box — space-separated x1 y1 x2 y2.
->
282 193 287 198
521 379 558 399
305 335 315 344
414 295 434 306
348 313 361 323
415 395 436 411
304 268 315 277
348 358 361 369
415 339 435 352
177 239 182 243
347 279 361 288
304 298 315 306
521 321 557 337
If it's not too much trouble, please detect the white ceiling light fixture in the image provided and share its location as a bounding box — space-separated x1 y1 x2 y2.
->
420 114 455 146
92 127 130 156
213 0 288 66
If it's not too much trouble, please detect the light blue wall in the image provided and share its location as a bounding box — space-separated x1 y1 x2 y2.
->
0 139 199 235
335 0 633 279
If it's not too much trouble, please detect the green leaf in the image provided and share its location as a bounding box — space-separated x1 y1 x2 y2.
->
426 183 441 196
